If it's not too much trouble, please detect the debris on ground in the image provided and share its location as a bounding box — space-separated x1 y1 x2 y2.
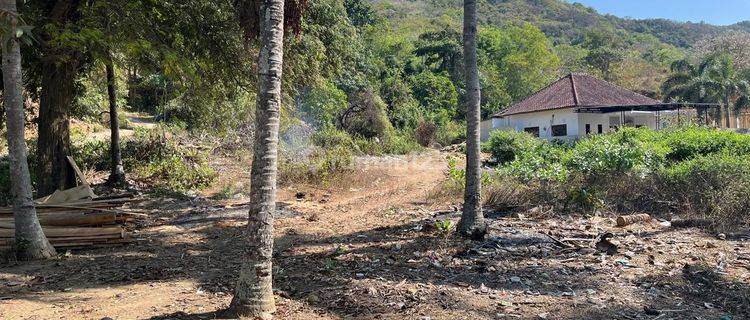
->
0 158 142 250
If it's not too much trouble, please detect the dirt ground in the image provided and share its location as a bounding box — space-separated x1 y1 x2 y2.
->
2 151 749 320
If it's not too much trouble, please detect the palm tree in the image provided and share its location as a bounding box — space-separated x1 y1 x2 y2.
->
1 0 56 260
458 0 486 240
662 55 750 128
228 0 290 318
703 55 750 128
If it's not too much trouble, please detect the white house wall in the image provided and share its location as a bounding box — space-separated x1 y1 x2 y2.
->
493 109 580 140
492 109 660 140
577 112 610 136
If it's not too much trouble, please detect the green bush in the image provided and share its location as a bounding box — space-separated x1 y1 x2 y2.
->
503 142 568 182
312 127 357 150
340 90 393 139
661 126 750 161
73 140 111 171
485 130 541 164
279 145 354 185
565 128 667 178
300 81 349 129
434 121 465 147
136 152 217 194
660 153 750 228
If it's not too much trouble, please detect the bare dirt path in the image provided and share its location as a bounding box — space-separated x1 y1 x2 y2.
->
2 150 750 320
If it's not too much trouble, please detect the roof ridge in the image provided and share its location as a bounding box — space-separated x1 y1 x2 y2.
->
570 73 580 105
496 74 573 116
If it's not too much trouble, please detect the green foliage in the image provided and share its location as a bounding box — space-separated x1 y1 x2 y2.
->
433 120 465 147
660 153 750 228
279 145 355 185
479 24 561 103
136 152 216 194
503 142 568 182
300 81 349 129
660 126 750 161
341 90 393 138
485 130 541 164
434 219 454 237
565 128 667 178
410 71 459 123
312 127 358 150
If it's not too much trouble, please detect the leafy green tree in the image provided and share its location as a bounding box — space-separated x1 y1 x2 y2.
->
478 24 560 111
410 71 459 124
344 0 379 27
581 30 625 81
22 0 247 195
414 25 463 84
299 81 348 129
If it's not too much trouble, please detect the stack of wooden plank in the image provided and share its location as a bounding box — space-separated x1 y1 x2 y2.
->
0 157 142 250
0 191 141 249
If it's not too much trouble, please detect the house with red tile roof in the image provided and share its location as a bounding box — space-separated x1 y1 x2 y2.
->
489 73 718 140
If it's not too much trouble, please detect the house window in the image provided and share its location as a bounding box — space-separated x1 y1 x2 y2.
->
524 127 540 137
551 124 567 137
585 124 591 134
597 124 603 134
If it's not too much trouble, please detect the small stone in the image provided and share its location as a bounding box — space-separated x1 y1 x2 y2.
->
510 276 522 283
304 294 320 304
717 233 727 240
479 283 489 293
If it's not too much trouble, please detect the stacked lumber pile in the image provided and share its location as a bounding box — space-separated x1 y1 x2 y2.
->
0 189 141 249
0 157 142 250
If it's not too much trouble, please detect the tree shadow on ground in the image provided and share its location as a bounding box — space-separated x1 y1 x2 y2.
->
1 201 745 320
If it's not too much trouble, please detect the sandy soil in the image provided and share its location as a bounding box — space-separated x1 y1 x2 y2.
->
1 150 749 320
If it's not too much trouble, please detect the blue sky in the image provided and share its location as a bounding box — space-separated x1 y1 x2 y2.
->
568 0 750 25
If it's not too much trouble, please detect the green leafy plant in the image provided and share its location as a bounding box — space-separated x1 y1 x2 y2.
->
434 219 454 237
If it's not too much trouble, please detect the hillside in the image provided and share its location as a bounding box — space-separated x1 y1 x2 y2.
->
373 0 750 49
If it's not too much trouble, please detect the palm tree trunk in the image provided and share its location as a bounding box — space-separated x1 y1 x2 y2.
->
458 0 486 240
105 52 125 185
724 95 732 129
1 0 56 260
227 0 284 318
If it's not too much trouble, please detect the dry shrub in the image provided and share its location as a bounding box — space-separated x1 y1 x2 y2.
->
415 121 437 147
482 178 531 210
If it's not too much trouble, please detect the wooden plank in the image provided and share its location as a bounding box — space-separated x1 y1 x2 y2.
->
0 226 124 238
39 185 95 205
0 212 121 228
66 156 90 187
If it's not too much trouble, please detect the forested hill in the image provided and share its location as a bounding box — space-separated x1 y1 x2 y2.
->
372 0 750 48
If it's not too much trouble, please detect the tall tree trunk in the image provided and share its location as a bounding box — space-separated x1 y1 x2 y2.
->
724 95 732 129
227 0 284 318
36 60 77 197
105 52 125 185
1 0 56 260
458 0 486 240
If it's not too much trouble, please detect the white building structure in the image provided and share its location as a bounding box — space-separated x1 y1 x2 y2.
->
489 73 714 141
